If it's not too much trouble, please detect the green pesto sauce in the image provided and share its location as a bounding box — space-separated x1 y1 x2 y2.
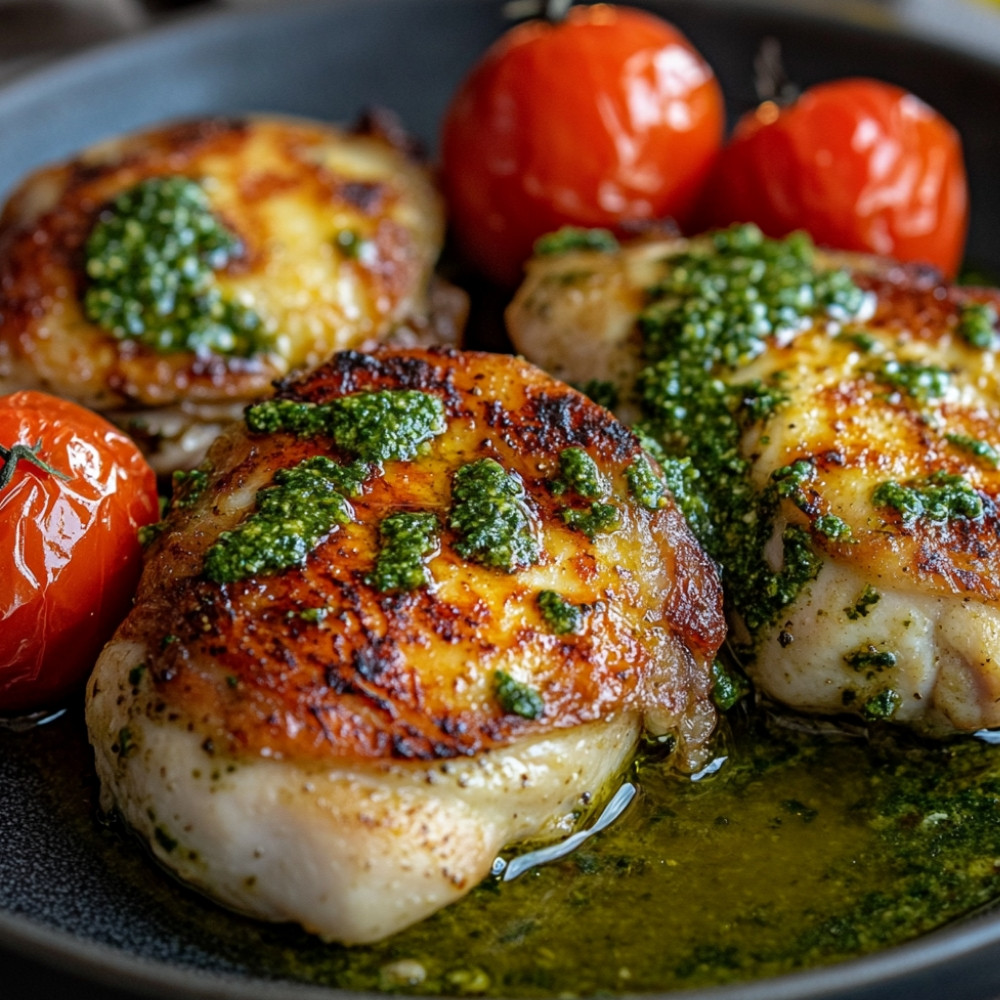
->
561 501 620 539
624 453 665 510
16 705 1000 996
83 176 268 357
710 659 751 712
872 470 984 524
631 225 869 643
369 512 439 592
958 301 998 349
534 226 620 256
946 432 1000 468
493 669 545 719
245 391 447 463
536 589 585 635
449 458 540 572
551 447 606 499
203 456 362 583
845 584 881 620
170 467 209 509
870 358 950 404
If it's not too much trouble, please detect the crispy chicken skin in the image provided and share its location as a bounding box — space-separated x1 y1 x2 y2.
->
508 235 1000 735
0 115 453 472
86 346 723 943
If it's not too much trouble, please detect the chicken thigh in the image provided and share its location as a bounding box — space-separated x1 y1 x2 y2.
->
508 225 1000 735
86 346 723 943
0 115 454 472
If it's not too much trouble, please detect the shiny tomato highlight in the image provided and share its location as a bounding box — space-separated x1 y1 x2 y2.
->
699 77 968 277
0 391 159 714
440 3 725 287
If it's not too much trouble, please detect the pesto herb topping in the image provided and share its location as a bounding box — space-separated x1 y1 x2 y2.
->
945 432 1000 468
369 512 439 593
845 584 881 621
83 176 268 356
632 225 867 638
170 467 209 509
957 301 998 349
203 456 362 583
534 226 620 256
449 459 540 572
862 689 901 721
710 659 751 712
870 358 950 404
872 471 984 524
552 447 607 499
245 391 447 463
844 646 898 674
537 590 585 635
562 502 621 539
625 453 665 510
493 670 544 719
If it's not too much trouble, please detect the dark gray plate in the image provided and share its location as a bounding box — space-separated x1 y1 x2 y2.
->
3 2 1000 998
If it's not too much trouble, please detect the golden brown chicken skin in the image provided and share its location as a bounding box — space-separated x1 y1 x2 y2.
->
508 228 1000 734
0 115 451 471
86 346 723 943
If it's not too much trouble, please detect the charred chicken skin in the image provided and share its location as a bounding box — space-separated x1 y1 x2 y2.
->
86 346 723 943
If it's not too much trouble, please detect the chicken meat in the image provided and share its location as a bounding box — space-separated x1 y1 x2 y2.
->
0 114 457 472
507 226 1000 735
86 346 723 943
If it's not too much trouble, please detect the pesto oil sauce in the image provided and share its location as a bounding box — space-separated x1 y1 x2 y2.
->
11 710 1000 996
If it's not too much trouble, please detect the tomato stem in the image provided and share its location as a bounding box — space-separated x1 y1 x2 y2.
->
0 439 71 493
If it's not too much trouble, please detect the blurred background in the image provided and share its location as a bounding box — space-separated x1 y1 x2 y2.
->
3 0 1000 88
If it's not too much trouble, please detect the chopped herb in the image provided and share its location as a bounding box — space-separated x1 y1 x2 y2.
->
245 391 446 463
562 501 620 540
957 301 997 349
334 229 369 259
537 590 585 635
117 727 135 758
295 607 331 624
845 585 881 621
870 359 950 404
170 467 208 509
552 447 607 499
203 456 357 583
872 471 983 524
813 514 852 542
128 663 147 687
534 226 620 256
862 689 901 721
625 453 665 510
844 646 898 673
83 176 267 356
449 459 540 572
773 459 815 509
945 433 1000 468
837 330 878 353
710 659 751 712
494 670 544 719
369 512 439 592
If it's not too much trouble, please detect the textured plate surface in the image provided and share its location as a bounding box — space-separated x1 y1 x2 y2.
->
3 1 1000 998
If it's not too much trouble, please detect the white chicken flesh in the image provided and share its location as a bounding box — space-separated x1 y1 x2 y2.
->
86 346 723 943
507 225 1000 735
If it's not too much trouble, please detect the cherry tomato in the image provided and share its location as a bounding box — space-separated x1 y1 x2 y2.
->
440 3 725 287
0 391 159 714
699 77 968 277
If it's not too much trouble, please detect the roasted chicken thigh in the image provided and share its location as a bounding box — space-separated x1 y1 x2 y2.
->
86 346 723 943
508 226 1000 735
0 115 453 472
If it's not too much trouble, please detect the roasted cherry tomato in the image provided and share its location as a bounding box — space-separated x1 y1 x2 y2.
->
440 3 725 287
0 391 159 714
699 77 968 277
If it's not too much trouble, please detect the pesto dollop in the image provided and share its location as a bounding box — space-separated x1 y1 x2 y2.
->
872 470 984 524
493 670 544 719
84 176 268 356
449 459 540 573
369 512 439 593
633 225 868 639
534 226 619 256
552 447 606 499
537 590 585 635
204 456 364 583
957 301 998 349
245 391 447 463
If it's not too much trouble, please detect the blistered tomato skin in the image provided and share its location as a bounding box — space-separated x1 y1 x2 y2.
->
700 78 968 278
440 4 725 287
0 391 159 714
